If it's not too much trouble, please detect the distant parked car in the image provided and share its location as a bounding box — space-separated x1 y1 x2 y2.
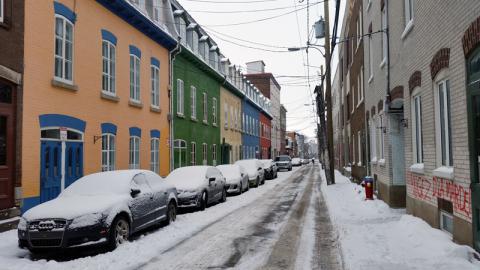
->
301 159 309 165
291 158 302 166
217 164 249 194
18 170 178 253
261 159 278 180
235 159 265 187
275 155 292 171
165 166 226 211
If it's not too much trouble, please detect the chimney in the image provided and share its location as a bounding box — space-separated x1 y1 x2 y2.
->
246 60 266 74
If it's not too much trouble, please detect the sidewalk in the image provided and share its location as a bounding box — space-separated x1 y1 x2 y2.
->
319 166 480 270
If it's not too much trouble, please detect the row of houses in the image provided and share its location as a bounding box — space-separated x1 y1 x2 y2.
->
0 0 288 229
332 0 480 251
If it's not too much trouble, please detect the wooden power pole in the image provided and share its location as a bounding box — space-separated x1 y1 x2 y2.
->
324 0 335 184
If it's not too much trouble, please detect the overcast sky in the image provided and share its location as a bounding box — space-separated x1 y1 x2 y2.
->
178 0 346 140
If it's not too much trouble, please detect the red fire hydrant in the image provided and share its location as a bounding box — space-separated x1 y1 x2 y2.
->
361 176 374 200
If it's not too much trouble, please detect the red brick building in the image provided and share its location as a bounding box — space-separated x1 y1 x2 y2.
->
260 112 271 159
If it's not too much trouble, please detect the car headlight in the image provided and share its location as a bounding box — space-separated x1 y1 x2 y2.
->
69 213 104 229
17 217 27 231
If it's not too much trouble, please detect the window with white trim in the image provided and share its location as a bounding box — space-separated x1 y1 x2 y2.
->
412 92 423 163
359 67 364 103
440 211 453 235
0 0 4 23
203 92 208 123
190 86 197 119
130 54 141 101
177 79 184 115
102 40 116 95
368 34 373 80
151 65 160 107
212 144 217 165
212 97 217 125
55 15 74 83
381 7 387 64
150 138 159 173
101 133 115 171
404 0 414 26
378 113 385 160
230 106 234 129
435 79 453 166
352 134 356 164
202 143 207 165
358 131 362 166
129 136 140 169
191 142 196 165
370 117 377 162
224 103 228 128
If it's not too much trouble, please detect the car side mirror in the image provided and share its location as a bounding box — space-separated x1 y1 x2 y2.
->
258 167 262 171
209 177 216 184
130 188 141 197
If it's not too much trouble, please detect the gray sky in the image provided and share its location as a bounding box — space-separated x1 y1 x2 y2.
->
178 0 346 139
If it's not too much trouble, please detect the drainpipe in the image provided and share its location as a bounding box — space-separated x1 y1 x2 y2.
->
169 41 181 172
385 0 391 110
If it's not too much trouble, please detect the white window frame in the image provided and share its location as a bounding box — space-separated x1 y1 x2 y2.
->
357 131 362 166
212 144 217 166
203 92 208 123
440 210 453 236
151 65 160 108
368 34 373 82
380 7 387 67
212 97 217 126
370 117 377 163
130 54 141 102
177 79 184 116
411 90 423 164
129 136 140 169
150 138 159 173
404 0 414 27
202 143 207 165
102 40 116 95
378 113 385 162
0 0 4 23
352 134 356 164
435 78 453 167
191 142 196 165
54 15 74 84
190 86 197 119
101 133 115 171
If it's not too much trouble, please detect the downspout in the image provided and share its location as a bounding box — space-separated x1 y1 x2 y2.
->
385 0 391 110
169 41 181 172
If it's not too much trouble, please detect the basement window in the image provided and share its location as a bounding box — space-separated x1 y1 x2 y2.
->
438 198 453 236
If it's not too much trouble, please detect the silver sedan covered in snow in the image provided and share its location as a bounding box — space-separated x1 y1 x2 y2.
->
217 164 249 194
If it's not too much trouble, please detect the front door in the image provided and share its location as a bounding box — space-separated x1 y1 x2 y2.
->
0 82 15 209
40 129 84 203
467 46 480 251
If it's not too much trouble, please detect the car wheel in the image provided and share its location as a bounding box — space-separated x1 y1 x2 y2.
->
255 177 259 187
220 188 227 203
288 167 292 171
198 191 207 211
246 181 250 191
164 201 177 225
108 216 130 250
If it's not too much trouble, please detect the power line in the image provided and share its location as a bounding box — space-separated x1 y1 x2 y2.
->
182 0 282 3
188 2 317 14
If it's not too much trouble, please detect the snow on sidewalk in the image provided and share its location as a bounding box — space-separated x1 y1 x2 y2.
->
320 167 480 270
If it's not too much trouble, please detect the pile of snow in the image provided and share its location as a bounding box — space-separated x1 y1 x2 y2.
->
320 166 480 270
0 169 298 270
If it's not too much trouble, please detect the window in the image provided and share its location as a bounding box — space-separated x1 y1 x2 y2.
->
412 93 423 163
190 86 197 119
440 211 453 235
55 16 74 83
404 0 414 26
381 7 387 65
352 134 356 164
436 80 453 166
150 138 159 173
191 142 196 165
129 136 140 169
212 97 217 125
370 118 377 162
378 114 385 160
151 65 160 107
212 144 217 165
102 40 116 95
0 0 4 23
368 33 373 80
230 106 234 129
224 103 228 128
177 17 186 45
203 92 208 123
101 134 115 171
202 143 207 165
177 79 184 115
130 54 141 101
356 15 362 49
358 131 362 166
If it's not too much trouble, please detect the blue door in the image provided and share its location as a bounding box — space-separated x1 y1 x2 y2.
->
40 140 62 203
65 141 83 188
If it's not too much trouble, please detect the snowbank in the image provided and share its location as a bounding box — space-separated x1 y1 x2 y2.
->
320 167 480 270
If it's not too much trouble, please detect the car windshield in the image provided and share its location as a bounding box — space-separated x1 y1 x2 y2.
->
61 170 137 197
275 156 290 161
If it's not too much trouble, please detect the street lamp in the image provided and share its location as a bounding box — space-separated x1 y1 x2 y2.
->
287 45 326 57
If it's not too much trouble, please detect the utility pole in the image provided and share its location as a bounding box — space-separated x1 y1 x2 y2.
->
324 0 335 184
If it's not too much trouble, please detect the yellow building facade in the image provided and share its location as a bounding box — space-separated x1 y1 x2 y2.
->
21 0 176 211
220 86 242 163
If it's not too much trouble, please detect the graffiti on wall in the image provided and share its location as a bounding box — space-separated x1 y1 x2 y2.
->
407 172 472 221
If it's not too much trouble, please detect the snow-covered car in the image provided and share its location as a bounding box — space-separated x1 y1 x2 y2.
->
261 159 278 180
165 166 227 210
291 158 302 166
235 159 265 187
18 170 178 253
217 164 249 194
275 155 292 171
301 159 309 165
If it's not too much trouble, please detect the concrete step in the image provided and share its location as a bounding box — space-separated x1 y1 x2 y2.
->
0 207 20 232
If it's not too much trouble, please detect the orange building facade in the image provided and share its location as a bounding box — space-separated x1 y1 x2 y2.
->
20 0 177 211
